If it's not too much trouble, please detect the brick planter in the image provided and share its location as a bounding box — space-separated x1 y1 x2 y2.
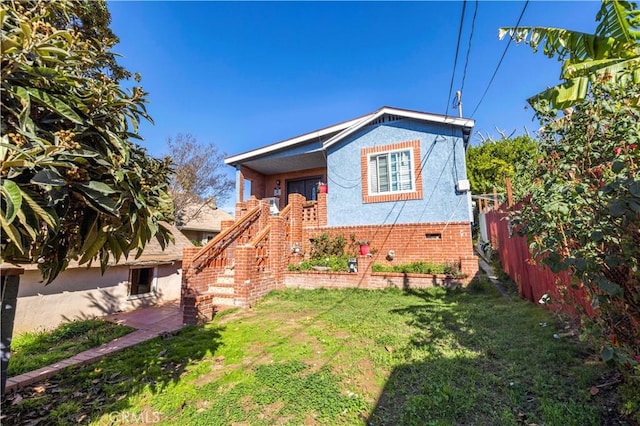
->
284 270 466 290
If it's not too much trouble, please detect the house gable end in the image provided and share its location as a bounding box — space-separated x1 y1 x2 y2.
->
325 118 471 226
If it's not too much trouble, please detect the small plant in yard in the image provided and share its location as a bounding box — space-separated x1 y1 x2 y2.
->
372 260 465 277
288 255 349 272
309 233 345 258
289 233 351 271
348 234 377 256
7 319 133 377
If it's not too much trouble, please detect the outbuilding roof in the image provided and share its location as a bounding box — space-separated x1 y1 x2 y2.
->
17 222 194 271
178 203 234 233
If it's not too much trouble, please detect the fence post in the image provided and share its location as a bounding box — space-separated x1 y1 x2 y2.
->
505 177 514 208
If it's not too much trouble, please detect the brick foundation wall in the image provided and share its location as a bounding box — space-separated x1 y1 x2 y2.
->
284 271 465 290
285 249 472 290
301 222 478 280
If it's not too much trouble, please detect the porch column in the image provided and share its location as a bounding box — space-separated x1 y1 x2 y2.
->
236 167 244 204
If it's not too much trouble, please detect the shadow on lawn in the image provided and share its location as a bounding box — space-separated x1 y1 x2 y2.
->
367 286 616 425
368 287 481 424
1 324 224 425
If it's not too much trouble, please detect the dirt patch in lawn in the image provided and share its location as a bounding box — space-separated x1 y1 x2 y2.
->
191 355 229 387
193 309 330 387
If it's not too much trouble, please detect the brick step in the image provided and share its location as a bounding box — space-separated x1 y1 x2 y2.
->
216 275 234 285
213 296 240 306
209 285 234 295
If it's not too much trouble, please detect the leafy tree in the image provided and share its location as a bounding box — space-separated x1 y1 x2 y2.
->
500 0 640 111
167 133 233 227
466 135 538 200
1 0 175 395
501 4 640 415
515 78 640 389
1 0 174 281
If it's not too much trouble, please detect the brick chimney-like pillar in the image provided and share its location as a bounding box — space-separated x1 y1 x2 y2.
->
317 192 327 227
288 193 305 248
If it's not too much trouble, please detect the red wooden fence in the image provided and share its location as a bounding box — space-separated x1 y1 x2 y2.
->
484 204 595 318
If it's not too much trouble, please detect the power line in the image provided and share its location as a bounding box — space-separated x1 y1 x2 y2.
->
446 0 467 116
460 0 478 95
470 0 529 118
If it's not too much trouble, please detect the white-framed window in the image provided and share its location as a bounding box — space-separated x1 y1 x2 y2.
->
368 149 414 194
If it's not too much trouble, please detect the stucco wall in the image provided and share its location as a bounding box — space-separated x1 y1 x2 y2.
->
181 229 217 246
14 263 182 333
326 118 471 226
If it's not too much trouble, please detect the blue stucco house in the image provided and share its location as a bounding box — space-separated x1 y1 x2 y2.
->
225 106 475 227
182 106 479 320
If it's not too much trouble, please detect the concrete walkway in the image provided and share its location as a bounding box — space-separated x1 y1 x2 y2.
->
5 300 184 394
477 256 512 301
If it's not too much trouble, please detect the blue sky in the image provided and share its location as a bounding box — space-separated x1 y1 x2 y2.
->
108 1 600 208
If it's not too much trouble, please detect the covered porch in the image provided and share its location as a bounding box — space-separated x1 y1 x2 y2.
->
231 160 328 215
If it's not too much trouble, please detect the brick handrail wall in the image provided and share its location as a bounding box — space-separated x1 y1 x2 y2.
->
191 205 261 271
250 225 271 273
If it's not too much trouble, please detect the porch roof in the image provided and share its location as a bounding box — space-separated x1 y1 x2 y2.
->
224 106 475 175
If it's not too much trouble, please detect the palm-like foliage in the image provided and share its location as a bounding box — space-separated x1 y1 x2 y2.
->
500 0 640 111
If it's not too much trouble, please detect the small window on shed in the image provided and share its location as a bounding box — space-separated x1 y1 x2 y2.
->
129 267 155 296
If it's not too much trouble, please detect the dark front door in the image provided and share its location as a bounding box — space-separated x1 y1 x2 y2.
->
287 177 322 201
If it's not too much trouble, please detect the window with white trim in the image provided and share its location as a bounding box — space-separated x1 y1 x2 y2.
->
128 267 156 296
368 149 414 194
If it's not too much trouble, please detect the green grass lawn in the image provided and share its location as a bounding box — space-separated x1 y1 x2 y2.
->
1 280 630 425
7 319 134 377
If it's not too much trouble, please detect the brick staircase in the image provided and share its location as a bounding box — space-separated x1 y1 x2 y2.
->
209 267 237 306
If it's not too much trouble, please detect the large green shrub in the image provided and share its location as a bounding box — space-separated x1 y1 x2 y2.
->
515 78 640 366
466 135 539 199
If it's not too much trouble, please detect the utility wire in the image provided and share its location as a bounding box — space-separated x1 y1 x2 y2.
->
470 0 529 117
446 0 467 116
460 0 478 95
